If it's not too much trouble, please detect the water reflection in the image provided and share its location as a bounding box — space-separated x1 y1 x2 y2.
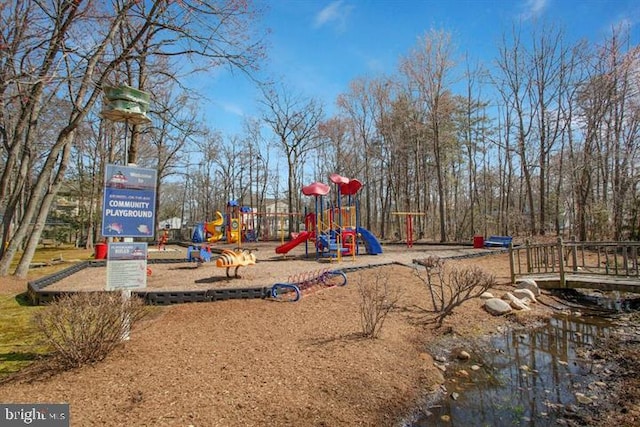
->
412 315 611 426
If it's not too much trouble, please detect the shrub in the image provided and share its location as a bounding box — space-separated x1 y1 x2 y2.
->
357 273 401 339
415 255 496 328
33 292 148 369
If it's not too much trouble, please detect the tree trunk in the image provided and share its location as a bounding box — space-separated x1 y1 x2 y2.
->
15 144 72 276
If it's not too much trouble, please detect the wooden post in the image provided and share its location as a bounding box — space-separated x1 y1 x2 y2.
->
525 239 532 273
571 235 578 272
509 240 516 284
557 237 566 288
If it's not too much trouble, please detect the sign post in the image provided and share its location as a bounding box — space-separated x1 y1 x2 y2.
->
102 164 157 238
101 164 157 340
99 85 153 341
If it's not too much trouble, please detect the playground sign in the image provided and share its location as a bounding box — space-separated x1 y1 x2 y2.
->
102 164 157 238
106 242 148 290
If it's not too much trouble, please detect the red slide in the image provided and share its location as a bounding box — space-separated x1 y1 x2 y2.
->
275 231 313 254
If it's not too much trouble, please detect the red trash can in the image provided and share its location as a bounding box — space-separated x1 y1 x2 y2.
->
95 242 108 259
473 235 484 248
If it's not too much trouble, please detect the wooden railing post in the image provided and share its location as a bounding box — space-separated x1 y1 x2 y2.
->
571 235 578 272
526 239 532 273
509 241 515 284
557 237 566 287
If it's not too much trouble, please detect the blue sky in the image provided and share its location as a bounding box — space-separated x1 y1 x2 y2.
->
193 0 640 138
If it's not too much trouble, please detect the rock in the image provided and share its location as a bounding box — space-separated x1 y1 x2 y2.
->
457 369 469 378
510 298 531 311
440 415 451 422
450 392 459 400
457 350 471 360
516 278 540 296
503 292 531 311
485 298 512 315
480 291 494 299
575 393 594 404
434 362 447 372
434 355 447 363
513 288 537 303
470 364 481 371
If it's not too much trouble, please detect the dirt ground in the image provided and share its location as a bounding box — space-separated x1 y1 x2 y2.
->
0 243 608 426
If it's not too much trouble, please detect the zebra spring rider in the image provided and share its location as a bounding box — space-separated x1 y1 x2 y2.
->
271 269 347 302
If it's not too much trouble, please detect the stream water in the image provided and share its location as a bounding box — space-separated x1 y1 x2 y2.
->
406 295 633 427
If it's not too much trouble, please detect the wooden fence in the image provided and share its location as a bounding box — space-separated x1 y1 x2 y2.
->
510 238 640 288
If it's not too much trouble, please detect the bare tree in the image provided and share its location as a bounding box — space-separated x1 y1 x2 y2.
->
337 78 379 231
400 29 458 242
316 117 356 178
457 57 492 237
0 0 265 277
414 256 495 328
243 118 270 209
494 26 537 236
146 80 204 232
260 83 324 235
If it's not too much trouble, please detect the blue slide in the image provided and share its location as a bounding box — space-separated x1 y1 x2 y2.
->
356 227 383 255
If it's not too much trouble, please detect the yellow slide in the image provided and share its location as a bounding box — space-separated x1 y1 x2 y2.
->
205 211 224 242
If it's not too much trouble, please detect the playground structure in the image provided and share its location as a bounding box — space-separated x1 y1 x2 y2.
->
225 201 243 244
391 212 427 248
192 211 224 244
186 244 214 264
186 245 256 278
157 224 170 250
256 211 302 242
205 211 225 242
215 248 257 278
192 201 259 246
192 201 314 245
275 173 383 259
271 269 347 302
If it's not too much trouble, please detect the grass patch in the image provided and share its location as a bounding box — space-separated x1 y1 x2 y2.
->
0 246 94 377
0 294 47 377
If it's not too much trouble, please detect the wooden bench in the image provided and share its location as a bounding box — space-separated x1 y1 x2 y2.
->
484 235 513 248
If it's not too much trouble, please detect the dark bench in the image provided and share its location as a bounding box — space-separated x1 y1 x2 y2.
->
484 235 513 248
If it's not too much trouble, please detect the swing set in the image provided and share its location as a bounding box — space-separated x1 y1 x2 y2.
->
391 212 426 248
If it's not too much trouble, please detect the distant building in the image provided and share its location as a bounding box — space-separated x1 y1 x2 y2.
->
158 217 182 230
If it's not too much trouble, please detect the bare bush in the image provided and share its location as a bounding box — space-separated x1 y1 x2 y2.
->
357 273 401 339
415 256 496 328
33 292 148 369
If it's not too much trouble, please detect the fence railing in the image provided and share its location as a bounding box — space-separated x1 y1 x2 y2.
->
509 238 640 287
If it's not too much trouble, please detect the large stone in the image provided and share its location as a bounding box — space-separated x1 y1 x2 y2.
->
516 278 540 296
513 288 537 303
484 298 512 315
457 350 471 360
480 291 494 299
503 292 531 311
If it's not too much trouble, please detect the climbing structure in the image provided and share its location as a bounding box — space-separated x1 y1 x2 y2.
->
270 269 347 302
